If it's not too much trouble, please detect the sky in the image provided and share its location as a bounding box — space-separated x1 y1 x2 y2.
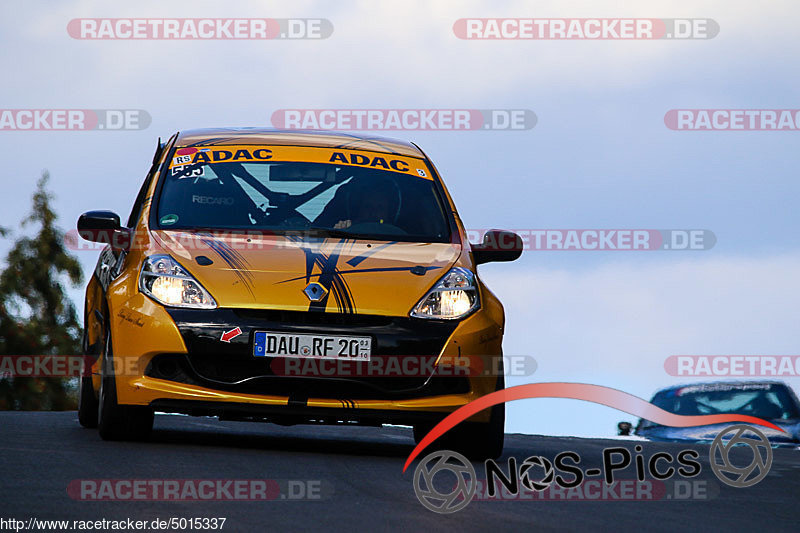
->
1 0 798 437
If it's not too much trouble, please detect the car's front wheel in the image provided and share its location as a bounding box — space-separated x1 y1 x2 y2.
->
413 374 505 460
77 373 98 428
97 327 153 441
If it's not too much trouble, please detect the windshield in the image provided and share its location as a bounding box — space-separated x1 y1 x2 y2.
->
641 383 800 428
154 145 451 242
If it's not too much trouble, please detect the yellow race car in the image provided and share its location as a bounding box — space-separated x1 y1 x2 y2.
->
77 129 521 458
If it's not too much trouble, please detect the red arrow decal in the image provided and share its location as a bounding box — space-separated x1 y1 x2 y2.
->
220 327 243 343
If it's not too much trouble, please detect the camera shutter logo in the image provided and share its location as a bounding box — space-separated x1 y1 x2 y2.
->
413 450 476 513
709 424 773 488
519 456 555 491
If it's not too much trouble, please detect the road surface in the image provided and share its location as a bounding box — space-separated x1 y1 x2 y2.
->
0 412 797 532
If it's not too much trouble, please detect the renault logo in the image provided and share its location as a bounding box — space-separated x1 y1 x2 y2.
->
303 282 328 302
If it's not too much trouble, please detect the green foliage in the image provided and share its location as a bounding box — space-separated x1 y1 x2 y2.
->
0 172 83 410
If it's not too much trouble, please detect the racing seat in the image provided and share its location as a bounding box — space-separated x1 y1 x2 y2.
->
169 176 252 227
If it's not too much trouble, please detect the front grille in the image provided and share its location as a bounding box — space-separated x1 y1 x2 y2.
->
157 308 466 398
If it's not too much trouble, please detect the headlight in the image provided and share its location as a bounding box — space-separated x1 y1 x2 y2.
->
410 267 479 319
138 255 217 308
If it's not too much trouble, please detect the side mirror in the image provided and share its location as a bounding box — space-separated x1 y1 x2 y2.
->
471 229 523 265
617 421 633 436
77 211 130 251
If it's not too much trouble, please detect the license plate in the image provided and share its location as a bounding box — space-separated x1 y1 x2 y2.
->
253 331 371 361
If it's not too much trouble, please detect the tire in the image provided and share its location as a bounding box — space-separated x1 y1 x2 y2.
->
78 309 99 428
450 395 505 460
97 326 153 441
412 422 435 445
77 374 98 428
413 374 505 461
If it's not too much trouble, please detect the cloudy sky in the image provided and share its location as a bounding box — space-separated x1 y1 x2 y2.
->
1 0 798 436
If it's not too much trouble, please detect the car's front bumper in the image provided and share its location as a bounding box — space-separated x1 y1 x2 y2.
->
106 293 504 423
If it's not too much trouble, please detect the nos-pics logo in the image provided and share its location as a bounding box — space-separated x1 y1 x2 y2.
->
413 424 773 514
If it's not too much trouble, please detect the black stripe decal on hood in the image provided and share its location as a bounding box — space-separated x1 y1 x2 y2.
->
275 265 441 285
286 236 356 314
199 233 256 299
346 241 397 267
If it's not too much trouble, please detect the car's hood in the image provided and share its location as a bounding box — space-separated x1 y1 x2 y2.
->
637 421 800 447
150 230 462 315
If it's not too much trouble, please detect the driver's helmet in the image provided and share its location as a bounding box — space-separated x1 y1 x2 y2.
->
346 174 399 224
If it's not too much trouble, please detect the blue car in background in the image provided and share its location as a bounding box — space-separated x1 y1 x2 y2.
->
618 381 800 447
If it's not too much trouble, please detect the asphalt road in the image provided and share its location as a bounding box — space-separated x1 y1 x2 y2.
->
0 412 798 532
